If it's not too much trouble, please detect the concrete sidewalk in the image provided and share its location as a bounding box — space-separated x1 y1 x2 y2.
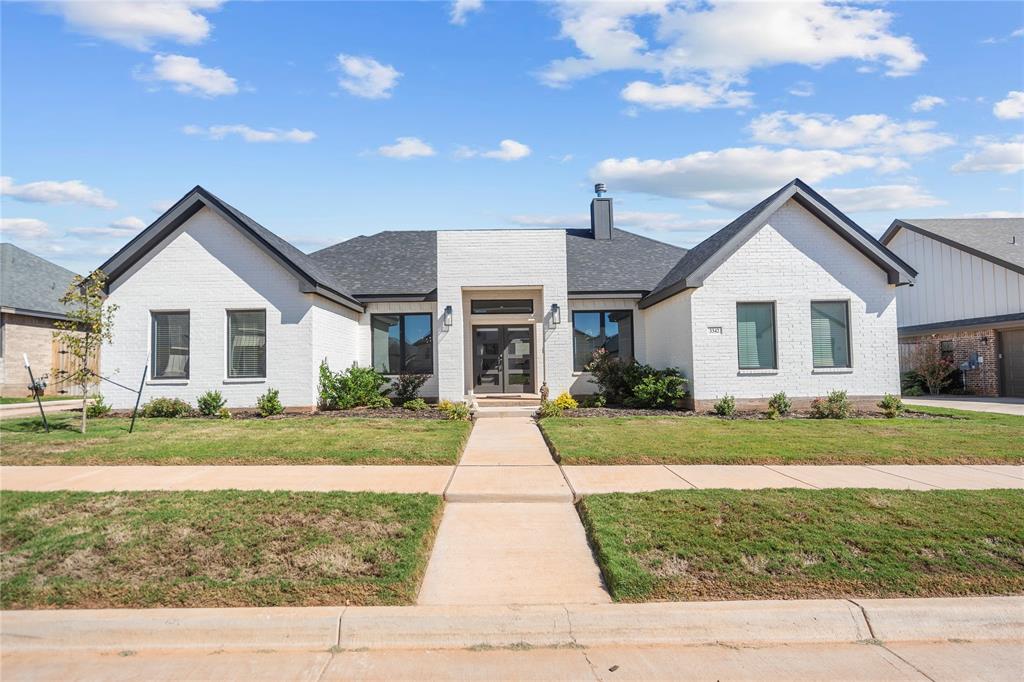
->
904 395 1024 416
0 398 88 420
563 463 1024 494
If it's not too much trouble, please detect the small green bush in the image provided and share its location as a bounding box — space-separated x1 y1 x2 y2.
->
217 407 232 419
439 400 470 421
579 394 607 408
403 398 429 411
141 397 193 418
86 393 111 418
902 385 924 397
713 395 736 417
810 390 852 419
767 391 792 417
321 363 390 409
553 391 578 410
536 400 564 419
365 393 393 409
878 393 905 418
585 348 687 408
626 373 687 409
196 390 226 417
392 374 428 405
256 388 284 417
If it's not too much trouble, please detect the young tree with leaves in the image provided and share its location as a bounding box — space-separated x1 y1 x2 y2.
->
53 270 117 433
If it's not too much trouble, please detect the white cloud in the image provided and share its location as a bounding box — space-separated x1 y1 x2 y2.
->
1 176 117 208
456 139 532 161
820 185 945 212
337 54 401 99
183 124 316 143
620 80 752 110
590 146 902 208
509 211 723 233
148 54 237 97
0 218 51 239
111 216 146 230
952 136 1024 174
994 91 1024 120
540 0 924 90
788 81 814 97
749 111 955 156
151 199 175 213
68 216 148 238
48 0 222 50
911 95 945 112
450 0 483 25
377 137 436 159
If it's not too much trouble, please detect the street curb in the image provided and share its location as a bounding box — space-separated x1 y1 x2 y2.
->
4 597 1020 654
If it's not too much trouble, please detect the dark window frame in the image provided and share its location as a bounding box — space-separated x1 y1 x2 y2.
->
736 301 778 371
151 310 190 380
571 309 635 372
810 300 853 369
226 308 268 379
470 299 534 315
370 312 434 375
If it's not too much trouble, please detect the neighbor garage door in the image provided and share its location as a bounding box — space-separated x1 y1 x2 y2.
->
1001 329 1024 397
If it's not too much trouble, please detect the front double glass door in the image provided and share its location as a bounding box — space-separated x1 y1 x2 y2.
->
473 326 535 394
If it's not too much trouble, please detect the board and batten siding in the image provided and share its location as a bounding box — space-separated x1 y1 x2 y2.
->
686 199 900 402
102 206 359 409
887 229 1024 328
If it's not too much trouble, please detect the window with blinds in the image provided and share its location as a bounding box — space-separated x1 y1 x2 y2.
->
228 310 267 378
736 302 776 370
152 312 190 379
811 301 851 368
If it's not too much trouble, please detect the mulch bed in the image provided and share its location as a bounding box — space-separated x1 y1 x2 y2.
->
557 407 955 420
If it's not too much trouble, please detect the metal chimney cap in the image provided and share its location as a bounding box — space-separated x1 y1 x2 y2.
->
594 183 607 197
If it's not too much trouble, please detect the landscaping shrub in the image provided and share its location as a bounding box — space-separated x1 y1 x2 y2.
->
579 394 606 408
536 400 563 419
403 398 429 411
256 388 284 417
911 343 956 394
810 390 852 419
626 373 687 409
902 385 924 397
318 361 391 409
878 393 905 419
767 391 792 416
392 374 428 405
86 393 111 418
197 390 227 417
217 407 232 419
141 397 193 418
553 391 578 410
713 395 736 417
438 400 470 421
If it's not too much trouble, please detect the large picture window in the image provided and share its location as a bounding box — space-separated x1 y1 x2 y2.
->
736 302 776 370
811 301 851 368
371 313 433 374
152 311 190 379
228 310 267 378
572 310 634 371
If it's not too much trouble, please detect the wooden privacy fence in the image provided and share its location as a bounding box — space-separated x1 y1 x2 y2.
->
50 335 99 395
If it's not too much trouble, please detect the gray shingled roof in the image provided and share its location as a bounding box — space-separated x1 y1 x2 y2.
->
309 231 438 297
883 218 1024 271
0 242 78 318
565 228 686 292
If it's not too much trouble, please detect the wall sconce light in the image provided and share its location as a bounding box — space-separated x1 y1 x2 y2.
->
550 303 561 326
443 305 453 330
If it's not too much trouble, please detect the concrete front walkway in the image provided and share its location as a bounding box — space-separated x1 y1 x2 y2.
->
563 463 1024 494
904 395 1024 416
420 416 610 605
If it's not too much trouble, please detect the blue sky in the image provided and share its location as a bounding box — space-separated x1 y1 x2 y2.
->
2 0 1022 275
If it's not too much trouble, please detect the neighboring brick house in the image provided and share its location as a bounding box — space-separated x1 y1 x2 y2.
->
882 218 1024 397
0 243 80 397
97 179 915 409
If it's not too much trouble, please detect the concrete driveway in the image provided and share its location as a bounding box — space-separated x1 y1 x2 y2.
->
904 395 1024 416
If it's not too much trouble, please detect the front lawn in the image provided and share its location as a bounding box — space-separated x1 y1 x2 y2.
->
1 490 442 608
578 489 1024 602
541 407 1023 464
0 415 471 465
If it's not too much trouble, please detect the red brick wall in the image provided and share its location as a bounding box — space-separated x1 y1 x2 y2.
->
900 328 999 396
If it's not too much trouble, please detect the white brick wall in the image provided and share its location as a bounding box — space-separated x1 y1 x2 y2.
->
102 207 360 409
686 199 900 401
640 290 694 385
435 230 571 400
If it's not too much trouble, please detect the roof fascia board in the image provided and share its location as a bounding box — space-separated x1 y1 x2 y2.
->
898 312 1024 336
568 291 645 299
356 293 437 303
637 280 694 309
883 220 1024 277
0 306 69 321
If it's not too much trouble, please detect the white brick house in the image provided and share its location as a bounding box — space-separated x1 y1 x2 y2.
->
99 179 915 409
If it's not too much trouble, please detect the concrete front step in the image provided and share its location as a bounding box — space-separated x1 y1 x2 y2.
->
474 399 541 407
473 406 538 419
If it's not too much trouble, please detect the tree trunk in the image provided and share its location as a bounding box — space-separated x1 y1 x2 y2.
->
81 383 88 434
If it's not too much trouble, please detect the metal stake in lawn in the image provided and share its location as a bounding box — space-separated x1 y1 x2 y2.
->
22 354 49 433
86 364 148 434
